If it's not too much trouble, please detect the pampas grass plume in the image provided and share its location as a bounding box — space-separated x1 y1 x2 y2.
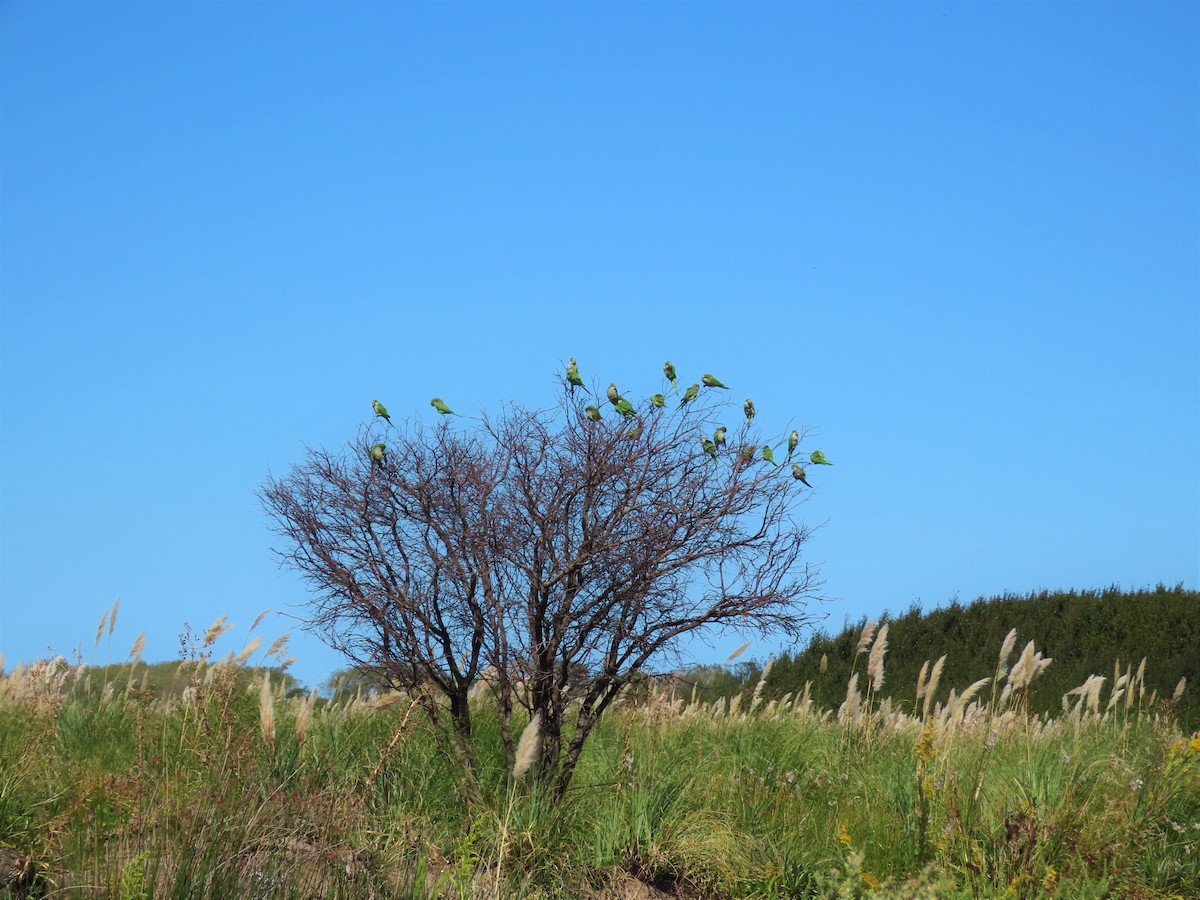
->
923 655 946 719
856 619 878 654
249 608 272 634
259 672 275 747
204 615 232 648
513 712 542 780
867 624 889 691
236 636 263 665
726 642 751 663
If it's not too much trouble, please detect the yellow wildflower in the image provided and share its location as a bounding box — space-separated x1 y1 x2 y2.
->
915 721 936 762
838 819 853 847
1042 864 1058 896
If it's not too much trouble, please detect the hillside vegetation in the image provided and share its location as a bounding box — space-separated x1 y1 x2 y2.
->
2 605 1200 897
690 585 1198 732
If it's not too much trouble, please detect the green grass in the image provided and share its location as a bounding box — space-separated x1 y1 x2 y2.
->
2 644 1199 898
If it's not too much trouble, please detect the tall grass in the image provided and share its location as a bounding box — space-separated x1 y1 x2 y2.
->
1 619 1198 898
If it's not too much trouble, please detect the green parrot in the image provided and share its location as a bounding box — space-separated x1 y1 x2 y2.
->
678 383 699 408
585 405 602 422
761 445 777 466
787 429 799 460
701 373 730 390
700 437 718 460
739 445 756 465
607 383 622 406
713 426 727 449
372 399 392 424
614 398 637 418
370 443 387 466
809 450 833 466
649 393 666 409
430 397 457 416
663 360 677 391
791 464 812 487
744 398 755 424
566 358 584 392
623 424 643 440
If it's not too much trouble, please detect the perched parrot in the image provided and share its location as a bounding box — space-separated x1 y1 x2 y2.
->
791 464 812 487
787 430 799 460
809 450 833 466
623 424 643 440
614 398 637 418
701 373 730 390
744 398 755 424
430 397 457 416
663 360 677 391
678 383 699 408
585 405 602 422
370 443 387 466
700 437 718 460
566 358 584 392
761 445 777 466
713 426 727 449
372 399 392 424
607 383 622 406
649 393 666 409
739 445 756 464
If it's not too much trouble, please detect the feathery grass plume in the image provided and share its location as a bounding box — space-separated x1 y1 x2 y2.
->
995 628 1018 681
749 657 775 714
1173 676 1187 702
855 619 878 654
127 632 146 666
249 608 272 634
264 634 290 661
951 678 991 723
513 712 542 780
726 641 751 663
820 653 828 673
923 655 946 719
1065 675 1106 718
204 615 232 647
279 656 296 669
1008 640 1035 689
259 672 275 746
235 636 262 665
915 660 930 705
0 652 5 675
108 597 119 638
867 624 889 691
95 610 109 648
295 689 317 743
840 672 861 722
795 680 812 716
1135 658 1147 707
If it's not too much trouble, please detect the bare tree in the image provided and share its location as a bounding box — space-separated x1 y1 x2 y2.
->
261 371 825 800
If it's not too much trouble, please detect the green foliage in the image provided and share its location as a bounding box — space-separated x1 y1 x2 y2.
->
3 592 1199 898
761 584 1200 731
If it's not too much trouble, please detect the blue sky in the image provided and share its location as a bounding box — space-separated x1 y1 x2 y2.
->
2 1 1197 691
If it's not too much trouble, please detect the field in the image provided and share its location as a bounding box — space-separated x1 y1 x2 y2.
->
2 626 1199 899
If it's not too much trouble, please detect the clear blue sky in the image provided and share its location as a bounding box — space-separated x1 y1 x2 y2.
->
3 1 1197 691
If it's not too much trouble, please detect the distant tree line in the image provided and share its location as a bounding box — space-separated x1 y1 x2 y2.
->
679 584 1199 730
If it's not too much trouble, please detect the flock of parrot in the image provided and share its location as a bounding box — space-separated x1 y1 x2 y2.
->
571 358 832 488
365 358 833 488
